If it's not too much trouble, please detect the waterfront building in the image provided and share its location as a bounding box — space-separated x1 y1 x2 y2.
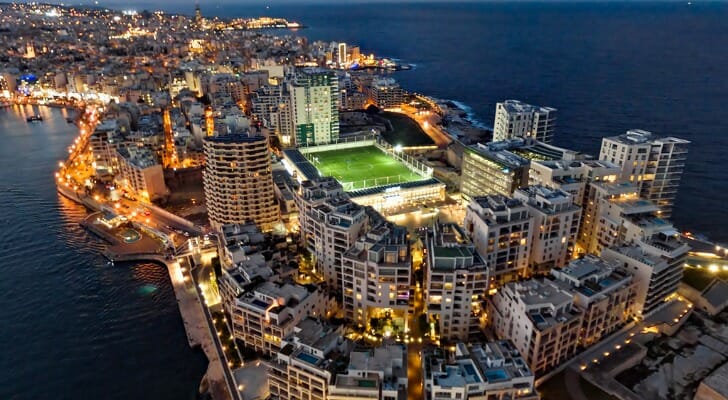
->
269 318 408 400
88 119 122 176
551 255 636 346
528 159 621 208
289 71 340 146
464 195 532 285
337 42 347 66
578 181 681 255
115 145 168 201
425 223 488 342
493 100 557 144
601 231 689 317
460 142 530 201
488 138 584 162
423 341 538 400
341 221 411 332
218 253 326 356
577 182 639 254
487 279 582 375
294 177 369 290
513 185 581 274
367 77 406 109
202 133 279 232
599 129 689 219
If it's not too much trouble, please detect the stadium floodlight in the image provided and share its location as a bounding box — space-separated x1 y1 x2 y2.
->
394 144 403 153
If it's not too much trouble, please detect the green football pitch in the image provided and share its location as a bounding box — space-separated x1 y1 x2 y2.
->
308 146 423 189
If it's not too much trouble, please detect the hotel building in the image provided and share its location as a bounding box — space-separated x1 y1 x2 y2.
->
493 100 557 144
599 129 689 219
423 341 538 400
202 133 279 232
488 279 582 375
115 145 168 201
289 71 340 146
425 223 488 342
464 196 532 285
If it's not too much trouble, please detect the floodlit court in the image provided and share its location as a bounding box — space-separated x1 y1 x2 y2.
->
308 146 423 190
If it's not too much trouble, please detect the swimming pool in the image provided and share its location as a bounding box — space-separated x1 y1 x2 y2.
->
296 352 320 365
462 363 482 382
485 368 508 381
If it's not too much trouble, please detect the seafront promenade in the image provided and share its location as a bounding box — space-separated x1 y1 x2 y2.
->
57 182 239 400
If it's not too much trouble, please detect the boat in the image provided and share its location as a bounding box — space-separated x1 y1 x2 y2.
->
26 115 43 122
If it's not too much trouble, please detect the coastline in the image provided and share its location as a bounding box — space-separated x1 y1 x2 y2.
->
56 182 234 400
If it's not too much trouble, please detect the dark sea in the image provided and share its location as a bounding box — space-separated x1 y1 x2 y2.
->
1 2 726 398
0 106 206 398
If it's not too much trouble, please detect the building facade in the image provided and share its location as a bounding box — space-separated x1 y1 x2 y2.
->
493 100 557 144
464 196 532 285
203 133 279 232
115 145 168 201
601 232 689 316
425 223 488 342
551 255 636 346
488 279 582 375
423 341 538 400
289 71 340 146
461 143 530 201
513 185 581 274
342 222 411 331
599 129 689 219
295 177 369 290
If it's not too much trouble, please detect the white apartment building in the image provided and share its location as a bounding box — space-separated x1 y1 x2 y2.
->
425 223 488 342
493 100 557 144
578 182 639 254
579 181 681 255
330 345 408 400
115 145 168 201
218 273 325 356
342 222 411 331
216 223 328 357
464 196 532 285
488 279 582 375
295 177 369 290
601 231 689 316
250 84 293 145
289 71 340 146
269 318 351 400
551 255 636 347
88 119 122 175
202 133 279 232
599 129 689 219
528 159 621 207
514 185 581 274
269 319 408 400
368 77 405 109
423 341 538 400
